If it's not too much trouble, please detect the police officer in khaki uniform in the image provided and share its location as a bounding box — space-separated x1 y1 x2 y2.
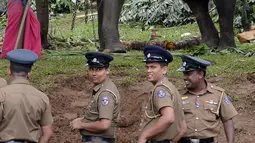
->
0 49 53 143
177 55 238 143
70 52 120 143
138 45 186 143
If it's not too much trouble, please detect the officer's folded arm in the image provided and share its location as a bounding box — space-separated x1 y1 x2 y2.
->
81 118 111 132
39 125 53 143
139 106 175 140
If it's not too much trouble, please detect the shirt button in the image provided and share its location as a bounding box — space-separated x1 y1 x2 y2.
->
196 117 199 120
195 129 198 131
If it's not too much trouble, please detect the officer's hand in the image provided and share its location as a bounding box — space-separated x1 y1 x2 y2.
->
70 117 84 130
138 136 147 143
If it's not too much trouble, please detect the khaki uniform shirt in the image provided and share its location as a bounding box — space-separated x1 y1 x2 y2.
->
80 78 120 138
180 82 238 139
142 77 185 141
0 78 7 88
0 78 53 142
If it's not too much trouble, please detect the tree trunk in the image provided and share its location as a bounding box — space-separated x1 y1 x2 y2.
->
122 37 201 51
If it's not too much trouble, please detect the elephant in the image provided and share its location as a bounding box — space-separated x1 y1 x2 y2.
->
96 0 126 53
37 0 127 52
37 0 236 52
96 0 237 50
183 0 237 49
35 0 50 49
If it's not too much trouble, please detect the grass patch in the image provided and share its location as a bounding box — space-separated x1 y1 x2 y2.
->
1 50 253 92
48 13 254 54
0 13 254 91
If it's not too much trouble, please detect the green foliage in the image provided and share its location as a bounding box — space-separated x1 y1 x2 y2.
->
210 0 255 29
0 13 7 30
0 0 7 31
121 0 254 29
50 0 75 14
0 0 7 10
234 0 255 29
0 13 7 42
186 44 210 56
30 0 75 15
120 0 195 27
48 0 96 15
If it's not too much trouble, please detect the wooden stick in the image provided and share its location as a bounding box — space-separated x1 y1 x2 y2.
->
14 0 30 50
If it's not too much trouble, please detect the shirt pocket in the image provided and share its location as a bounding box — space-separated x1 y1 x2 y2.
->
145 101 160 119
182 102 193 120
87 98 99 115
84 99 99 121
203 104 218 121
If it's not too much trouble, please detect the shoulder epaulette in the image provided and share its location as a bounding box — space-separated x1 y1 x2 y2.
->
209 83 225 92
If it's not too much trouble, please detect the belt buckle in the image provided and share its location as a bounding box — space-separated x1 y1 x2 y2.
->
190 139 200 143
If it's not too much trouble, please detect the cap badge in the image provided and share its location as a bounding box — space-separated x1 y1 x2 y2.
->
147 53 151 58
183 62 187 67
92 58 99 63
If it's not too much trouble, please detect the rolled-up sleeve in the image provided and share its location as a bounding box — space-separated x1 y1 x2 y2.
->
220 94 238 122
40 99 53 127
98 92 115 121
153 86 174 113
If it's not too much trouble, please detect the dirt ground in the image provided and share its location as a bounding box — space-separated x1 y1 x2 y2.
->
48 72 255 143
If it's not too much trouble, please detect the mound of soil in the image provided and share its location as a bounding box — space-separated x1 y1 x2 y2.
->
247 72 255 84
48 74 255 143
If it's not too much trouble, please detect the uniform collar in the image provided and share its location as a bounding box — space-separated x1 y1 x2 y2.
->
92 77 109 92
182 80 214 95
155 77 168 86
10 77 30 85
206 82 215 93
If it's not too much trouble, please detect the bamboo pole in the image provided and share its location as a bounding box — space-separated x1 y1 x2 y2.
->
14 0 30 50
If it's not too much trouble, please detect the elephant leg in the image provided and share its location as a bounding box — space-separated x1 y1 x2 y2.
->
97 0 105 51
36 0 50 49
99 0 126 53
184 0 219 48
214 0 236 49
